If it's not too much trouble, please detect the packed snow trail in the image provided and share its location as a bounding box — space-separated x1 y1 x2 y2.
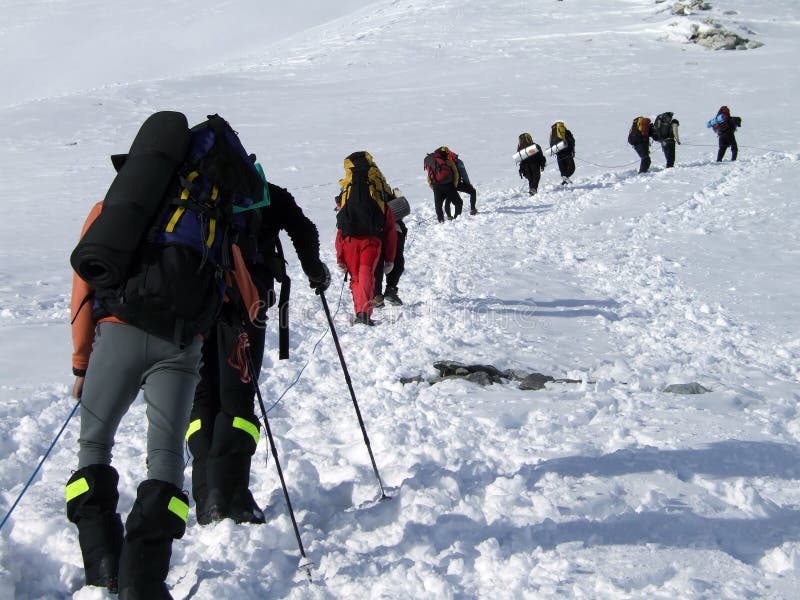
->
2 0 800 598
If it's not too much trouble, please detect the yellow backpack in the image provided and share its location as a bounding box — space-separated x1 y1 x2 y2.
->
336 151 391 237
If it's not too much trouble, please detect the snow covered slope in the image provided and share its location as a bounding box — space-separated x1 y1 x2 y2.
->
1 0 799 598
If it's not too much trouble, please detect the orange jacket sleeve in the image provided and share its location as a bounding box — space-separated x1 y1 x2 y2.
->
70 201 104 374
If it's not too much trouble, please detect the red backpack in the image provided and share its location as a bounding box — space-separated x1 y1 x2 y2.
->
424 148 456 185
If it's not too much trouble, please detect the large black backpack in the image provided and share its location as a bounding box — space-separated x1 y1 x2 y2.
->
336 151 387 237
653 112 674 141
71 112 266 346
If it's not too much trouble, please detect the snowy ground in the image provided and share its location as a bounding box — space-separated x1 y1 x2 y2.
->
1 0 799 598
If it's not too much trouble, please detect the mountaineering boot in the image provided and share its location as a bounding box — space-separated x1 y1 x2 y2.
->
185 412 212 525
118 480 189 600
529 188 537 196
66 464 124 593
355 312 376 326
203 412 262 523
201 487 228 524
561 176 571 186
371 294 385 308
383 287 403 306
227 487 266 524
470 208 478 215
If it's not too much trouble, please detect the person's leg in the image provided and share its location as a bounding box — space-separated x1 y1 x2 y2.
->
117 479 189 598
69 322 148 591
433 188 445 223
730 135 738 161
140 336 202 487
529 167 542 194
447 187 463 218
117 332 201 597
356 238 382 317
77 323 148 469
717 139 727 162
564 155 576 178
66 464 124 592
664 140 676 168
635 144 650 173
342 237 364 315
204 320 265 524
385 226 406 291
373 244 387 306
557 156 567 177
384 225 406 304
459 182 477 212
187 326 221 523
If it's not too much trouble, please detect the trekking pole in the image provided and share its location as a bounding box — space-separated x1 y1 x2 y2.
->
245 350 314 583
318 291 390 502
0 399 81 533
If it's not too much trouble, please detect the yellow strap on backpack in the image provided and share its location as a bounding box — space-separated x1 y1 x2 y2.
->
167 170 219 247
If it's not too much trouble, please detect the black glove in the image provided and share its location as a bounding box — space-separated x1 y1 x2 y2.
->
308 262 331 295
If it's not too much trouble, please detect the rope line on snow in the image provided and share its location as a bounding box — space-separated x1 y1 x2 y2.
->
0 399 81 532
574 155 640 169
263 274 347 414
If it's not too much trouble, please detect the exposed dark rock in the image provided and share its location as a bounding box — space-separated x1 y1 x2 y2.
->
663 382 711 394
687 20 763 50
671 0 711 15
401 362 588 391
464 371 494 386
432 361 508 383
399 375 428 385
519 373 556 391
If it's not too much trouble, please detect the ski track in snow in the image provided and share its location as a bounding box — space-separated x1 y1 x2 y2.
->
1 0 800 598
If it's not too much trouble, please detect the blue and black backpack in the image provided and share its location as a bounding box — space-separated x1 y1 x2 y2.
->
71 111 268 346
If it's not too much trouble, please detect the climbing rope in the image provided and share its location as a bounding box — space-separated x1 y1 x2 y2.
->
0 399 81 532
263 275 347 414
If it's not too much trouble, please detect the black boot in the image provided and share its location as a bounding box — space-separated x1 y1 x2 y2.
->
66 465 124 592
186 414 213 525
118 480 189 600
205 413 263 524
383 287 403 306
227 487 266 524
354 312 376 326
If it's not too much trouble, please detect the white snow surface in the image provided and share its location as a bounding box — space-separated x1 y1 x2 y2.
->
1 0 800 598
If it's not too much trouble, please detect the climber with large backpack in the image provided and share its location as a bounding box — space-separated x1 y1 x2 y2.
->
424 146 462 222
335 151 398 325
187 162 331 527
517 132 546 195
707 105 742 162
549 121 576 185
651 111 681 168
66 111 269 598
628 116 653 173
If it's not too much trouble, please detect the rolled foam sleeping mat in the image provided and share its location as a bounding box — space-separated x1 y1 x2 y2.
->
70 111 191 288
387 195 411 221
512 144 540 163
